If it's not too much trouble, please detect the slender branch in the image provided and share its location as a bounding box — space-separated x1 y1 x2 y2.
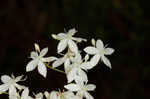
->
0 92 8 95
45 63 66 74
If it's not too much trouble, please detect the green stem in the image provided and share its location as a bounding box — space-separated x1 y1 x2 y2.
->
45 64 66 74
0 92 8 95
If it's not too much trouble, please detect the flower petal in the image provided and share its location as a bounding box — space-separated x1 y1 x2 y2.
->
30 51 38 59
96 39 104 49
0 84 9 92
57 33 66 39
1 75 11 83
15 75 23 82
77 69 88 83
67 68 77 83
64 58 71 73
57 39 67 53
9 85 16 95
102 56 111 68
21 88 29 98
42 57 57 62
26 60 38 72
86 84 96 91
72 37 87 42
90 54 100 67
80 62 93 70
15 83 25 90
68 40 78 54
40 47 48 57
38 61 47 77
64 84 80 91
68 28 77 36
73 53 82 63
52 57 65 68
84 91 94 99
104 48 115 55
84 47 98 55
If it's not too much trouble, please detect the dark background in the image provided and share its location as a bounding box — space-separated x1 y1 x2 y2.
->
0 0 149 99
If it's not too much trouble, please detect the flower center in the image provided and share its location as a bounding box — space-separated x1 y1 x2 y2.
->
99 49 104 55
10 79 15 84
66 34 72 39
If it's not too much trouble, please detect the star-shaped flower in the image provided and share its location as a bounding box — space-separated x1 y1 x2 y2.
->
64 78 96 99
0 74 26 95
26 43 57 77
52 28 86 54
84 39 114 68
67 53 91 83
45 90 81 99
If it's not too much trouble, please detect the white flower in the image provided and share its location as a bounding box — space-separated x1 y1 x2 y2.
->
0 74 26 95
52 28 86 54
84 39 114 68
67 53 92 83
64 78 96 99
26 44 57 77
45 90 81 99
52 52 75 73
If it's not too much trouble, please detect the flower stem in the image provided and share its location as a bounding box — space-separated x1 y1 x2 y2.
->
45 63 66 74
0 92 8 95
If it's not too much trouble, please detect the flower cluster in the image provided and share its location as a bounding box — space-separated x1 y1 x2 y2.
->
0 28 114 99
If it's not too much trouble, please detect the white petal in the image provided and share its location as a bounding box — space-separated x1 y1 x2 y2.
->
0 84 9 92
21 88 29 98
57 33 66 39
42 57 57 62
96 39 104 49
64 84 80 91
9 85 16 95
52 57 65 68
102 56 111 68
15 75 23 82
84 47 98 55
15 83 25 90
72 37 87 42
44 91 50 99
86 84 96 91
1 75 11 83
57 39 67 53
38 61 47 77
90 54 100 67
68 40 78 54
104 48 115 55
84 92 94 99
77 69 88 83
35 93 43 99
67 68 77 83
30 51 38 59
68 28 77 35
74 76 84 86
73 53 82 63
40 47 48 57
64 58 71 73
26 60 38 72
80 62 93 70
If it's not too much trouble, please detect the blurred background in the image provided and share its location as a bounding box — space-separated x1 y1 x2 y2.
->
0 0 149 99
